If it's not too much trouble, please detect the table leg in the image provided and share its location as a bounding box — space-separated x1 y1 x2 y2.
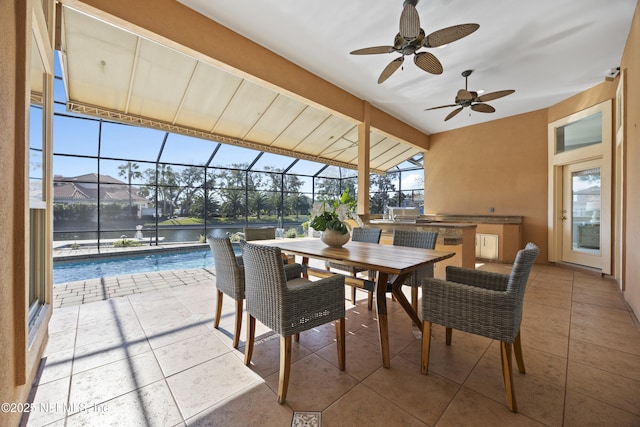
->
301 256 309 278
375 271 391 368
391 273 423 331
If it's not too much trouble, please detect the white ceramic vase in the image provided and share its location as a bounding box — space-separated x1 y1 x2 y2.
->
321 229 350 247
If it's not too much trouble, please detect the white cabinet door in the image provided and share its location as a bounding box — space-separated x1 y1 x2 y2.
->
476 234 499 260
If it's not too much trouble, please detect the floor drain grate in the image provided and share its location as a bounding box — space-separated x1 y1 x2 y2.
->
291 411 321 427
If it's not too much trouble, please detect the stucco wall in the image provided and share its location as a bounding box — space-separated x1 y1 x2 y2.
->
425 0 640 320
547 81 617 123
425 110 549 262
620 3 640 317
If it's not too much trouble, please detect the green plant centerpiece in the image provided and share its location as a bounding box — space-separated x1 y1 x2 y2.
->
309 189 361 247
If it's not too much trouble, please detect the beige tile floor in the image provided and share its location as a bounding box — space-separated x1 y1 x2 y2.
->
23 261 640 426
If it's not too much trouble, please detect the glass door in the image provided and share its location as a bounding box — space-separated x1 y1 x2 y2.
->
548 100 612 274
562 160 603 268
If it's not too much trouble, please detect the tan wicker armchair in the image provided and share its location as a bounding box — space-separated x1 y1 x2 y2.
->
325 227 381 309
392 229 438 311
421 242 539 413
240 240 346 404
208 237 302 348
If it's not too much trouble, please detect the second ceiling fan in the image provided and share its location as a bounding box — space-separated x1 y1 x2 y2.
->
350 0 479 83
425 69 516 121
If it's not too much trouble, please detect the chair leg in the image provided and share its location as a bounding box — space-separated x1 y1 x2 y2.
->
214 290 223 328
351 286 357 305
232 298 243 348
411 287 418 312
421 321 432 374
278 335 292 404
335 318 345 370
294 333 300 342
244 313 256 365
513 331 526 374
445 327 452 345
500 341 518 413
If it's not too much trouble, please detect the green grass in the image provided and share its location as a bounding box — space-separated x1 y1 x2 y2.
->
155 217 204 226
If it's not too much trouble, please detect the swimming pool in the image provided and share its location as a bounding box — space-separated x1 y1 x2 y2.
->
53 248 217 284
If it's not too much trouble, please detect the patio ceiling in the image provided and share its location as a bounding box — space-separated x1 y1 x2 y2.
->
58 7 422 174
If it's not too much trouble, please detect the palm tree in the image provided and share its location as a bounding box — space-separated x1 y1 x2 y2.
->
220 189 244 219
249 191 268 219
118 161 142 217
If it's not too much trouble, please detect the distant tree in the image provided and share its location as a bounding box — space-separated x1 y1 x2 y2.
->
140 164 177 217
286 193 311 218
220 189 244 219
218 165 249 190
171 166 204 216
315 170 357 203
283 174 305 216
370 173 397 214
137 169 155 200
188 192 220 219
157 164 178 216
118 161 142 216
249 191 269 219
315 177 341 200
217 165 249 219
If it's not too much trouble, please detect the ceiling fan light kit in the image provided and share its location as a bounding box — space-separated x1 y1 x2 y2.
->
350 0 479 83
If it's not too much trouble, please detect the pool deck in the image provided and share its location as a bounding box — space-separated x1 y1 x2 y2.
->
52 243 217 307
52 242 323 308
52 268 216 308
53 242 209 262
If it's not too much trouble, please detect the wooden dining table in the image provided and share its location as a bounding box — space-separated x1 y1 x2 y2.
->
253 238 455 368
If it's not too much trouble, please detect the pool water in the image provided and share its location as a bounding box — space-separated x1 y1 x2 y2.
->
53 249 215 284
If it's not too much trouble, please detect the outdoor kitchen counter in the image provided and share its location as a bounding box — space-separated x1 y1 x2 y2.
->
422 214 523 262
368 213 524 264
365 220 477 276
419 214 522 224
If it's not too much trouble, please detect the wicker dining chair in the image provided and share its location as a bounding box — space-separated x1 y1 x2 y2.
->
243 226 276 241
420 242 539 413
325 227 381 309
207 236 302 348
240 240 346 404
207 237 245 348
392 229 438 311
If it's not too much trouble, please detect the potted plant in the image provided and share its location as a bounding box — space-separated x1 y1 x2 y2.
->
309 189 362 247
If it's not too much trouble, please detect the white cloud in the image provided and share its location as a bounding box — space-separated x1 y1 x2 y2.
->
401 173 423 190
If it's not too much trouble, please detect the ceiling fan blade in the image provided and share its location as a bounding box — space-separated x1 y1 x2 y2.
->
414 52 443 74
477 89 515 102
456 89 473 101
378 57 404 84
399 3 420 40
445 107 464 121
350 46 395 55
424 104 458 111
424 23 480 48
471 103 496 113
